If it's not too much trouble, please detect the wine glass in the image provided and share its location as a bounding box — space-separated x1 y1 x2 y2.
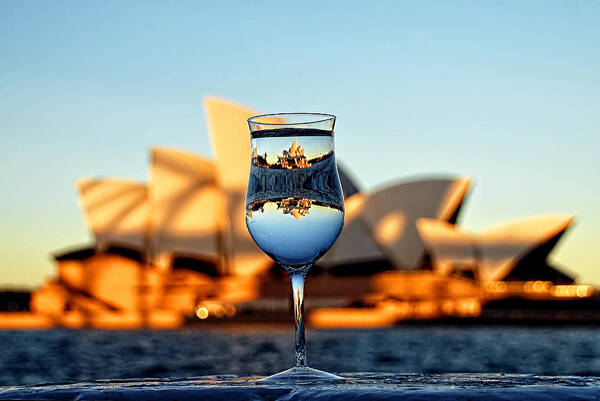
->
245 113 345 383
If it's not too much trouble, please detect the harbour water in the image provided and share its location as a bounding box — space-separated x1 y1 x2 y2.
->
1 326 600 386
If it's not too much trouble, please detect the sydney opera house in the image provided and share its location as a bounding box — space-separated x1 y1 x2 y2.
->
0 97 594 329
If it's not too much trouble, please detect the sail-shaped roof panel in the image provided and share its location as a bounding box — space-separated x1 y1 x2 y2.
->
320 193 387 268
416 218 478 276
77 179 148 253
149 147 226 270
203 97 277 275
478 214 574 282
360 177 471 269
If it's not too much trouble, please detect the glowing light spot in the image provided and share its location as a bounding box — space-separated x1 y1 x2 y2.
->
195 306 209 319
455 298 481 316
533 281 545 292
156 254 171 271
344 195 365 217
225 304 236 317
550 285 591 298
213 305 225 318
375 213 405 245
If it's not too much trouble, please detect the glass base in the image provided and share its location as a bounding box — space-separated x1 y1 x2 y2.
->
256 366 345 384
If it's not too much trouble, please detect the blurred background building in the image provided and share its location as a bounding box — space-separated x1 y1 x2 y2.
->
0 97 594 329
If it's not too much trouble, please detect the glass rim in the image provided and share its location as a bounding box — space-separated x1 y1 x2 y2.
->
248 112 336 127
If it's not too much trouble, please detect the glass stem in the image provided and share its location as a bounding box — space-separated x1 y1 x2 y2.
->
289 268 308 368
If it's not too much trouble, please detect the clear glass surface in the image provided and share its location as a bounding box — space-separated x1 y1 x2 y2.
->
245 113 345 383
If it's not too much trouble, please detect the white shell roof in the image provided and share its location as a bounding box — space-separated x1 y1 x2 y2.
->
74 97 574 283
77 178 148 253
478 214 574 282
360 177 471 269
320 193 387 266
149 147 226 269
417 218 478 276
417 214 574 282
203 97 272 275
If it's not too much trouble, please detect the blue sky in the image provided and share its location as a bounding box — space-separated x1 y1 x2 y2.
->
1 0 598 287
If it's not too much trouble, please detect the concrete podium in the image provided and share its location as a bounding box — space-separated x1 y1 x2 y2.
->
1 373 599 400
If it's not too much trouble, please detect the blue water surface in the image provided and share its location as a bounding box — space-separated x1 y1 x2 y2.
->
1 326 599 386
